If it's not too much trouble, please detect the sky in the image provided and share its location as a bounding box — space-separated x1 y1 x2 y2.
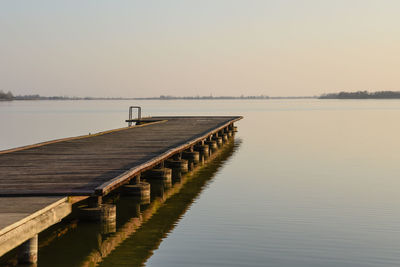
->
1 0 400 98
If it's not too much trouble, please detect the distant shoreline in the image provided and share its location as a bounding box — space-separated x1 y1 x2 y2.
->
4 90 400 101
319 91 400 99
0 97 317 101
0 94 317 101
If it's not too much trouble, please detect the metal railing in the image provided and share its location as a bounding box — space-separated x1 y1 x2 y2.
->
128 106 141 127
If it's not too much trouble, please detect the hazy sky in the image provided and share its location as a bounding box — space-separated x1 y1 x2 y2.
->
1 0 399 97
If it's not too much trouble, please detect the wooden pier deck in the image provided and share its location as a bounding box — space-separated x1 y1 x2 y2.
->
0 116 241 196
0 116 241 260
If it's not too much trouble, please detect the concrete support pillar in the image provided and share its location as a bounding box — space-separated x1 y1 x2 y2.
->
171 168 182 178
18 235 38 264
213 136 223 147
143 168 172 183
182 151 200 164
171 169 183 183
149 179 171 199
163 179 172 189
184 161 192 172
137 194 151 205
79 203 117 235
122 182 151 198
79 195 117 234
199 155 205 165
134 203 141 218
100 204 117 234
79 204 116 223
165 159 189 174
182 151 200 171
205 140 218 152
194 144 210 160
222 134 229 143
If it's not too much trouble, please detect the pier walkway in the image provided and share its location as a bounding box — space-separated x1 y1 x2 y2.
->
0 116 241 262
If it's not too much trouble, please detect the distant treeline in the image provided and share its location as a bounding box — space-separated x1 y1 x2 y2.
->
0 92 272 101
14 94 85 100
0 91 132 101
13 95 129 100
320 91 400 99
136 95 270 100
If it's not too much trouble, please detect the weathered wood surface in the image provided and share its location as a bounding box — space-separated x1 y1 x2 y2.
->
0 116 241 196
0 197 71 257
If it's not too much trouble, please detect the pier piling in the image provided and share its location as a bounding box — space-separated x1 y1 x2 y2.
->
165 159 189 174
182 151 200 167
205 140 218 152
122 182 151 198
18 235 38 264
195 144 210 160
143 168 172 183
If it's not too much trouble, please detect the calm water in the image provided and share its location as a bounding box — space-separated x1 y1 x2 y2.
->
1 99 400 267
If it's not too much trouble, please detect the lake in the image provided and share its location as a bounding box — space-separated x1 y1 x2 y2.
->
1 99 400 266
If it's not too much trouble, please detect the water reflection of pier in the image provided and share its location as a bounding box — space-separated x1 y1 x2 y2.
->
35 139 239 267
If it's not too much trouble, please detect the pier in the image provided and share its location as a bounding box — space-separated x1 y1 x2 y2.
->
0 115 241 264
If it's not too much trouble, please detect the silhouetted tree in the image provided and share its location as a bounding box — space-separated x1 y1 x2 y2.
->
0 90 13 100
